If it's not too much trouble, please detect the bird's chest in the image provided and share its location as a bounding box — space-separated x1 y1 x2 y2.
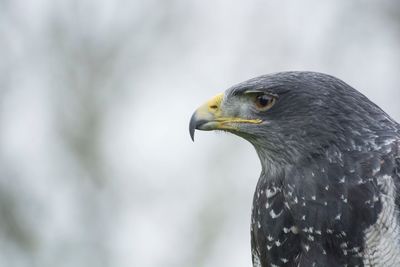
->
251 183 300 266
250 157 398 267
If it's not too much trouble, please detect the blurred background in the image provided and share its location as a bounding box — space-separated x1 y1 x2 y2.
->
0 0 399 266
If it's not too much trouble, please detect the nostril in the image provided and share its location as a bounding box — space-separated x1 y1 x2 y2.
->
210 105 218 110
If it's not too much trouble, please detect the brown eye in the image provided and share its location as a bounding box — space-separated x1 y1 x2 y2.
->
255 94 276 111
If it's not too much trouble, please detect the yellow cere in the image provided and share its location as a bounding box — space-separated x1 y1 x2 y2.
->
193 92 223 118
207 93 224 114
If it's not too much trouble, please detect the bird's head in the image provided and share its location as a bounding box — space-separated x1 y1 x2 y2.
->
190 72 387 168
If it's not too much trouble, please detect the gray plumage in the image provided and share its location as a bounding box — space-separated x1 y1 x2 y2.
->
190 71 400 267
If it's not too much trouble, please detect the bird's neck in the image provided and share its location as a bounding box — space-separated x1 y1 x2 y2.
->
254 147 288 179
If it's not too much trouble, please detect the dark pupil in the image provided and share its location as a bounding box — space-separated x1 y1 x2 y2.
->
257 95 270 107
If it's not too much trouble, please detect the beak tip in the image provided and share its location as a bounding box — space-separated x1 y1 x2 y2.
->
190 130 195 142
189 112 197 142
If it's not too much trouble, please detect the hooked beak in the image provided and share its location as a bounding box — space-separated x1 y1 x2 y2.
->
189 93 262 141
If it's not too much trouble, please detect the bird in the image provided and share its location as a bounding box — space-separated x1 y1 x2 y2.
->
189 71 400 267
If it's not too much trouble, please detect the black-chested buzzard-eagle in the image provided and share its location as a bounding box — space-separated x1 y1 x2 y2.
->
189 72 400 267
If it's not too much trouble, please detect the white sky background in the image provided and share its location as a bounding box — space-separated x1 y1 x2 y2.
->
0 0 399 267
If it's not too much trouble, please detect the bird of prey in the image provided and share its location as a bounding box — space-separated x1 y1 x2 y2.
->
189 72 400 267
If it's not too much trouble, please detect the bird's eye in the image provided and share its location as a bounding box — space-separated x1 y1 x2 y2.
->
254 94 276 111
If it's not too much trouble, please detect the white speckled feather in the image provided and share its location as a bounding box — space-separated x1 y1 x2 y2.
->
363 175 400 266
